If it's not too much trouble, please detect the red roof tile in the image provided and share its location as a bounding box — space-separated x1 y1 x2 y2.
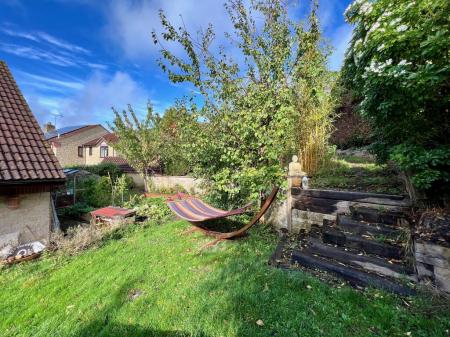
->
0 61 65 184
82 132 118 147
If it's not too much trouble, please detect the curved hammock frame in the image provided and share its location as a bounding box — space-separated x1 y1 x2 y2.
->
166 187 279 241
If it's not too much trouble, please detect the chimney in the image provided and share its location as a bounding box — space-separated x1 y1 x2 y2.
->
43 122 56 133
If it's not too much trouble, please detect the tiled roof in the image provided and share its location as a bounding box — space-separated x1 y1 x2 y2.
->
0 61 65 183
101 156 136 173
45 124 105 140
83 133 118 147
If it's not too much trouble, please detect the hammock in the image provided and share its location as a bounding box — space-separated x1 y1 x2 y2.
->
166 187 279 242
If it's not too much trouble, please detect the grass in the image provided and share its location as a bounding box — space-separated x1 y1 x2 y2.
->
312 154 405 195
1 221 449 337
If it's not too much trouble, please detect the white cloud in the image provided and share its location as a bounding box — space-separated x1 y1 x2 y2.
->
328 24 353 71
24 71 148 126
35 31 91 55
63 71 145 121
104 0 233 60
1 27 90 54
16 71 84 92
0 26 106 69
0 43 79 67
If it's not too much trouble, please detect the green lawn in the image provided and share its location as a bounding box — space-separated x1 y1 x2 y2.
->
1 221 448 337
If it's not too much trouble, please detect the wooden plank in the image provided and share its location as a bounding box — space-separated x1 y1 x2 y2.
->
291 188 406 202
293 196 344 214
350 205 405 225
291 250 415 296
322 228 404 260
307 238 414 277
337 215 401 237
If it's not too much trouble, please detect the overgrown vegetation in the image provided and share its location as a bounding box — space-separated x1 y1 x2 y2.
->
312 153 405 195
73 175 134 208
1 222 448 336
343 0 450 195
124 195 173 223
66 162 123 181
153 0 336 207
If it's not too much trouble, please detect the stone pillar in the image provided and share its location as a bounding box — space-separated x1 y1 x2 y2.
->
287 155 305 232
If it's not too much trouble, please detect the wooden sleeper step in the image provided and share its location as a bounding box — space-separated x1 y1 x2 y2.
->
322 227 404 260
307 238 415 280
350 205 406 226
291 250 415 296
336 215 402 238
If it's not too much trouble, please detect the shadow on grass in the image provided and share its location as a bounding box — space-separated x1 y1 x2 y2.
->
198 216 252 233
73 281 211 337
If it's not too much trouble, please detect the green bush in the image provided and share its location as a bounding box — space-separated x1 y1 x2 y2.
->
76 176 111 208
390 144 450 191
124 195 173 224
76 175 135 208
343 0 450 195
57 202 94 219
66 163 123 180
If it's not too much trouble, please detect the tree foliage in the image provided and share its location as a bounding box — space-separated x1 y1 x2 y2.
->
153 0 335 206
157 104 193 176
343 0 450 193
110 104 162 190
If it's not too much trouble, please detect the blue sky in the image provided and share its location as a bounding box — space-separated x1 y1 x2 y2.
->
0 0 353 128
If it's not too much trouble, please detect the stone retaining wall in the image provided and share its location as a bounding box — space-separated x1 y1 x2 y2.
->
415 241 450 292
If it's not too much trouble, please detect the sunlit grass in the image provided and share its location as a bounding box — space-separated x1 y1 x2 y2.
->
312 154 405 194
1 221 447 337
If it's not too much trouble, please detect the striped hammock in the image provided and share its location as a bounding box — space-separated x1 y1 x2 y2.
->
166 193 252 222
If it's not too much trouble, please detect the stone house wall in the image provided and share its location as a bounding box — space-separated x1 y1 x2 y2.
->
50 126 108 167
84 141 118 166
0 192 51 246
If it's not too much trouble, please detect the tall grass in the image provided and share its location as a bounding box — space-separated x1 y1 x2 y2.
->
296 76 336 176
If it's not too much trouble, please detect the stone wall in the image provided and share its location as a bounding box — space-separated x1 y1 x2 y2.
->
149 175 204 194
50 125 108 167
415 241 450 293
0 192 51 246
287 188 410 233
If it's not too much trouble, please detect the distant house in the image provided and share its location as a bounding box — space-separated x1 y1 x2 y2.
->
44 124 110 167
0 61 65 248
81 132 120 165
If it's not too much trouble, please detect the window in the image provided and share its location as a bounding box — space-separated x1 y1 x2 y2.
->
100 146 108 158
77 146 83 157
89 147 93 156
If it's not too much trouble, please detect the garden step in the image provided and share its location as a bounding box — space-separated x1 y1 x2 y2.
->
336 215 402 239
291 250 415 296
322 227 404 260
307 238 415 280
350 204 407 226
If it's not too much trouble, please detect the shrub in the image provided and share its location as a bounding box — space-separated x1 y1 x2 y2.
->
76 176 111 208
124 195 173 224
343 0 450 194
57 202 93 219
66 163 123 180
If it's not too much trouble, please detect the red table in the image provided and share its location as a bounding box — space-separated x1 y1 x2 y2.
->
90 206 136 225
